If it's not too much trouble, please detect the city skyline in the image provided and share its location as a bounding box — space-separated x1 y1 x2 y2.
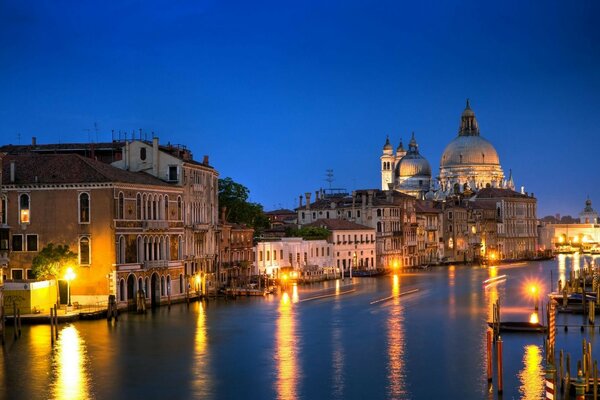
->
1 1 599 216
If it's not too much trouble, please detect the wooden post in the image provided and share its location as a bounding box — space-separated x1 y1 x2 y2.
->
567 353 572 395
17 309 21 337
575 369 586 400
486 328 493 382
50 308 54 346
13 302 17 340
545 363 556 400
594 360 598 400
496 336 503 394
1 305 4 345
560 350 564 392
54 303 59 340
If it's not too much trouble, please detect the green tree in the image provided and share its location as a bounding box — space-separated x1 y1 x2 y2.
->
31 243 78 280
219 177 270 233
285 226 331 240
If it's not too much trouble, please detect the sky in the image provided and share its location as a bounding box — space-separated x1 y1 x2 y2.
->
1 0 599 217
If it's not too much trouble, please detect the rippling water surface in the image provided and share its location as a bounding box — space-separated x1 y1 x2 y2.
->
2 255 599 399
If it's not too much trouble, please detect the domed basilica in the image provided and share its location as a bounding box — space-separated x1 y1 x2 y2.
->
381 100 515 199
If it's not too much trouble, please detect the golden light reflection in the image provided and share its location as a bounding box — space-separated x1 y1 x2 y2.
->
573 252 580 272
558 254 566 288
335 279 340 295
448 265 455 287
518 345 544 399
276 292 299 400
51 325 90 400
485 269 499 325
529 312 539 324
386 271 405 398
192 301 211 398
291 283 299 303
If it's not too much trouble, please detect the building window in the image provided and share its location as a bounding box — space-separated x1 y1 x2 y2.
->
140 147 147 160
448 211 453 220
26 234 38 252
1 196 6 224
259 251 263 262
26 269 35 279
79 192 90 223
0 229 8 251
280 250 283 260
19 193 30 224
136 193 142 220
377 209 382 217
118 192 124 219
169 166 178 181
177 197 183 220
11 269 23 280
12 234 23 251
164 195 169 220
80 237 90 265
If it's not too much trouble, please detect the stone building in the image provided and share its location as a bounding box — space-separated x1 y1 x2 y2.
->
305 219 376 275
296 189 418 269
112 138 219 294
1 153 186 307
415 200 442 265
254 238 334 279
218 221 254 288
538 198 600 253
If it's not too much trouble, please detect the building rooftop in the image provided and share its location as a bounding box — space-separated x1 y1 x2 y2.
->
305 219 373 231
2 153 172 187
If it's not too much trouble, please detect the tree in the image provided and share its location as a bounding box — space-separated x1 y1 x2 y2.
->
219 177 270 233
285 226 331 240
31 243 78 280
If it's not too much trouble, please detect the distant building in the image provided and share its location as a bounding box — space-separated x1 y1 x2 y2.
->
254 238 334 280
218 219 254 288
305 219 376 274
296 189 418 268
538 198 600 253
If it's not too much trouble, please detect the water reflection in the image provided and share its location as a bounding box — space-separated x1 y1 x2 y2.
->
558 254 566 288
276 293 299 399
387 274 406 398
51 325 91 400
331 286 344 399
518 345 544 399
192 301 211 397
291 283 299 303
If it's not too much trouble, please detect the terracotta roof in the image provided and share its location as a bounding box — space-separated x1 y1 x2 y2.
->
474 187 533 199
2 154 172 186
265 209 296 215
415 200 441 213
305 219 373 231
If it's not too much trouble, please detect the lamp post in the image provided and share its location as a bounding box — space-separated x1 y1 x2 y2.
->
65 267 76 307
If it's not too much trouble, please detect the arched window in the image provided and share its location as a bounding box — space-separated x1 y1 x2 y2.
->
79 237 90 265
179 274 184 294
164 195 169 220
376 209 382 217
1 196 7 225
177 197 183 221
136 193 142 220
19 193 30 223
118 192 124 219
140 147 147 160
145 277 150 298
160 276 165 296
137 236 143 263
79 193 90 223
119 279 125 301
166 276 171 296
138 277 143 294
377 221 382 233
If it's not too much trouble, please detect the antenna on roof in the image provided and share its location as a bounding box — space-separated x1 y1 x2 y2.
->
94 122 99 142
17 132 21 144
325 169 334 189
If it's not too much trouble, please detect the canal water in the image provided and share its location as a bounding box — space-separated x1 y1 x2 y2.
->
2 255 599 399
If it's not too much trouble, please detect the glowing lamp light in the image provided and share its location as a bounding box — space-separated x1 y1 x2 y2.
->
529 285 537 295
573 236 579 243
529 312 539 324
558 236 564 244
65 267 76 282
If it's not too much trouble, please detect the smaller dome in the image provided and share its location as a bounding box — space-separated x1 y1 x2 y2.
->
396 139 404 153
397 156 431 177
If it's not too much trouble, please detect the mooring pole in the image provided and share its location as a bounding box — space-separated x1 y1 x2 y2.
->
496 336 503 394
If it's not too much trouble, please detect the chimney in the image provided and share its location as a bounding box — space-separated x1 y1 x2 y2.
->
305 192 311 210
367 190 373 206
152 137 159 177
362 192 367 208
10 161 15 183
299 195 303 209
124 141 130 170
31 137 37 146
203 155 209 166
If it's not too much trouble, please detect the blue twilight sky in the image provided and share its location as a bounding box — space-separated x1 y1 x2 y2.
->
1 1 599 217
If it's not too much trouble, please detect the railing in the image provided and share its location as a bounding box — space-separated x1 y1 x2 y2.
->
193 223 210 231
143 260 169 269
143 220 169 230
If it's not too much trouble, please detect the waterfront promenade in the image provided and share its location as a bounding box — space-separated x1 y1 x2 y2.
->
2 255 598 399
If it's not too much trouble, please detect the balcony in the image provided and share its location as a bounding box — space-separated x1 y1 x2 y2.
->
143 220 169 231
426 225 438 231
392 231 403 237
143 260 169 269
193 223 210 232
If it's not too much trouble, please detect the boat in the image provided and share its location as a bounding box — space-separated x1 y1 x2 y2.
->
351 269 387 277
548 291 597 304
483 275 507 288
487 321 547 333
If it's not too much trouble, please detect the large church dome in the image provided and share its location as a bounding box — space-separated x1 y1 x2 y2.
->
438 100 504 189
440 135 500 167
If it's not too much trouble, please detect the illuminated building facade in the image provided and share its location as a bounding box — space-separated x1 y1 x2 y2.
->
1 153 186 307
296 189 418 268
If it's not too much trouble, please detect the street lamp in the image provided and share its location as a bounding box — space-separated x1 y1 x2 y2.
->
65 267 76 307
